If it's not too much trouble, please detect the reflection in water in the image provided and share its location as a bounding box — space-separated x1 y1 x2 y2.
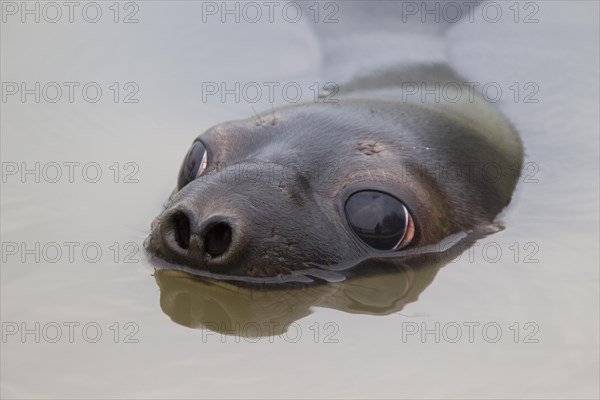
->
154 232 488 336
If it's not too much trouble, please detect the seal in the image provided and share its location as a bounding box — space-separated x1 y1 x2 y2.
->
144 63 523 279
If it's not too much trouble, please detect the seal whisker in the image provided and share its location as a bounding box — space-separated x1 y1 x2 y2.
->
250 105 263 126
270 103 278 125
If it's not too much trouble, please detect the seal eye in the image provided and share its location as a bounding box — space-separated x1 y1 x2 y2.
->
177 141 208 190
344 190 414 251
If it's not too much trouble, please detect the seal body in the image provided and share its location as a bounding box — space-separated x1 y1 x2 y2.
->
145 63 523 278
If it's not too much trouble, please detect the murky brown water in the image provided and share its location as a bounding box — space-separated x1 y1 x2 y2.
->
1 1 598 398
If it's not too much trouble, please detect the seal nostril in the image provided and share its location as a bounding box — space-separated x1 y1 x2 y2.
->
172 211 191 250
204 223 232 258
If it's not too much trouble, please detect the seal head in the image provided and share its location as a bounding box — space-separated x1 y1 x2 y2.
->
145 65 523 279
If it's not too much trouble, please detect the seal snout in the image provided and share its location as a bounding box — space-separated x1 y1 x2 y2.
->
152 206 236 269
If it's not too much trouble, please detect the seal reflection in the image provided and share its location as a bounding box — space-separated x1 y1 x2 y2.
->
154 232 488 337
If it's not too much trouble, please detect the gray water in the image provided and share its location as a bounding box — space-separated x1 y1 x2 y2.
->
1 1 599 398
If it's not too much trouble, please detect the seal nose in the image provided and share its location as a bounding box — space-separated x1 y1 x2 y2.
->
167 210 233 258
172 211 191 250
203 222 232 257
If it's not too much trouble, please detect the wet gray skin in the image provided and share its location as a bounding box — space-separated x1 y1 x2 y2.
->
145 64 523 279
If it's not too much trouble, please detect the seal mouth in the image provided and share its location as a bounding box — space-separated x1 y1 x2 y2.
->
144 230 484 287
143 248 319 285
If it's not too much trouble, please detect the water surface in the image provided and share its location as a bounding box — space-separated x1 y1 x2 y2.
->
1 1 598 398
